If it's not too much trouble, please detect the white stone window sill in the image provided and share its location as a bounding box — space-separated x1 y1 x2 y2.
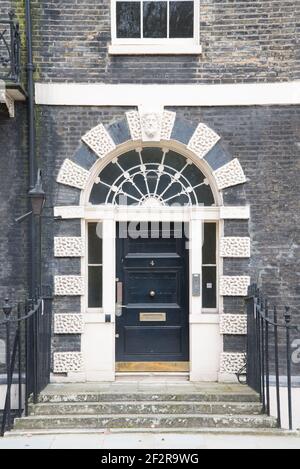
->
108 44 202 55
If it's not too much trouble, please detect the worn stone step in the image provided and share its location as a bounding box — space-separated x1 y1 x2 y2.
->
36 392 260 404
14 413 277 431
10 427 295 438
28 401 263 416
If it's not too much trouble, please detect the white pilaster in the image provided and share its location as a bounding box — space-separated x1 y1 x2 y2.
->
102 218 116 321
189 218 202 316
82 217 116 382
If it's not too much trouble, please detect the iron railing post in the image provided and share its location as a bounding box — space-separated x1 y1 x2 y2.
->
17 303 22 418
284 307 293 430
5 316 11 431
25 300 30 416
273 305 281 428
32 298 38 404
256 296 262 400
265 299 270 415
260 298 266 413
2 298 13 433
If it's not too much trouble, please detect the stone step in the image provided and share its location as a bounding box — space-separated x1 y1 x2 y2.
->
10 427 294 438
28 401 263 416
14 413 277 431
11 427 292 438
36 392 260 404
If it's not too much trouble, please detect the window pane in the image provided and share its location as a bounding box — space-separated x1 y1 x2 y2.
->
170 1 194 38
202 267 217 309
88 223 103 264
88 267 103 308
117 2 141 38
202 223 216 265
143 2 167 38
89 148 215 207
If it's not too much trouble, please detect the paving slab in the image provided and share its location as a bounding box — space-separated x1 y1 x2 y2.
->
1 432 299 449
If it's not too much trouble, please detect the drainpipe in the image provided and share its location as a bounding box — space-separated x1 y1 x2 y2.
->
25 0 37 297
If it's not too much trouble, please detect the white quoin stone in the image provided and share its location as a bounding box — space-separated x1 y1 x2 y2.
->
57 159 89 190
214 158 247 190
82 123 116 158
187 123 220 159
54 314 84 334
53 352 83 373
220 237 251 258
220 276 251 297
54 276 84 296
54 237 84 258
220 353 246 374
220 314 247 335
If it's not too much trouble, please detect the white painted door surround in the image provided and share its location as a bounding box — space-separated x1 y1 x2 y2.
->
52 108 251 382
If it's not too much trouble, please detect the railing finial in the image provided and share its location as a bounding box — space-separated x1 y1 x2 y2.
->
284 306 291 324
2 298 12 318
8 9 15 21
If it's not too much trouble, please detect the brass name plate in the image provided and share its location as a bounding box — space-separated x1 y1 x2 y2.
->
140 313 166 322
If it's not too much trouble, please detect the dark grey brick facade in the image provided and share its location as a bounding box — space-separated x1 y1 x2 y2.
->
0 1 299 371
35 105 299 358
2 0 299 87
0 103 28 371
0 104 28 301
5 0 298 84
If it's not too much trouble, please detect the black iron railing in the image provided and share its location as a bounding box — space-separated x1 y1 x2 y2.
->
0 287 52 436
245 284 299 430
0 11 21 83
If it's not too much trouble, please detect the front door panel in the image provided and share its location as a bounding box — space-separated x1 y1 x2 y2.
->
116 223 189 365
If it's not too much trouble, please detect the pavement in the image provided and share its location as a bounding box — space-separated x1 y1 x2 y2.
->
0 431 299 449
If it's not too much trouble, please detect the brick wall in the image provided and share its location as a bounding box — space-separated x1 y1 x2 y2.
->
1 1 14 15
1 1 299 373
0 105 28 300
24 0 299 84
36 105 300 359
0 104 28 371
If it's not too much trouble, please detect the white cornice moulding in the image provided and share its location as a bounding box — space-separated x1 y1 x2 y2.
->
35 82 300 107
54 205 249 221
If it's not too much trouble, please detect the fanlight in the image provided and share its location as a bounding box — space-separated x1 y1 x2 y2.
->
89 148 215 207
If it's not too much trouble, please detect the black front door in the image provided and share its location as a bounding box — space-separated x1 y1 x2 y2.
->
116 223 189 367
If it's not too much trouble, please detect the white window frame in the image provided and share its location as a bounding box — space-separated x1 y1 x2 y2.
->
202 221 219 314
109 0 202 55
86 221 104 313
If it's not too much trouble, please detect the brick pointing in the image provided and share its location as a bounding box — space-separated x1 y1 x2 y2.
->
0 104 29 371
41 106 300 328
23 0 300 84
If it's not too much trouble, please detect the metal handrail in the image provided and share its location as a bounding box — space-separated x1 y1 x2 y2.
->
0 12 21 83
255 304 299 331
0 299 43 326
246 284 299 430
0 288 52 436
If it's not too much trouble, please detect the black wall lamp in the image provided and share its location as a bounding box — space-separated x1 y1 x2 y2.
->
15 169 46 223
